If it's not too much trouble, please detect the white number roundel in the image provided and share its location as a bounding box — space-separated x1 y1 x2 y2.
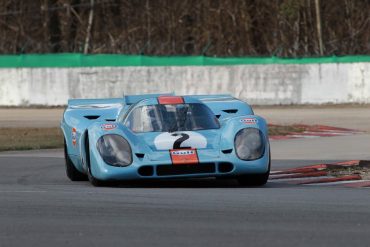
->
154 131 207 150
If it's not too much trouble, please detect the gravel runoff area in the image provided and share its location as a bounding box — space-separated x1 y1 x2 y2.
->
0 105 369 131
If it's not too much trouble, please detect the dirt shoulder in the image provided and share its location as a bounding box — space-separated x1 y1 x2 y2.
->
0 105 368 152
253 105 370 132
0 106 369 131
0 108 65 128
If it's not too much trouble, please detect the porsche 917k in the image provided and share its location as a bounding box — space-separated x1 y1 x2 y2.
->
61 94 270 186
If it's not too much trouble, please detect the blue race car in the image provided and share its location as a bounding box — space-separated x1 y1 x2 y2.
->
61 94 270 186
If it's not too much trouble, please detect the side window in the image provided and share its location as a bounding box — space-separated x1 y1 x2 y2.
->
125 105 160 132
125 107 142 132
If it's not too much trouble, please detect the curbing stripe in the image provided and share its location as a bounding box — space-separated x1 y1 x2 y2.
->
334 160 360 166
342 181 370 188
274 161 359 176
268 176 332 183
270 171 328 180
273 164 328 175
269 160 367 187
305 180 369 186
295 175 362 185
269 125 362 141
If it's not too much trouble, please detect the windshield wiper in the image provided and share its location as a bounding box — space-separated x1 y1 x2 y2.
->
168 106 189 133
177 106 189 131
168 121 178 133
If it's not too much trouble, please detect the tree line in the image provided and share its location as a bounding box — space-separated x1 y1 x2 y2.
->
0 0 368 56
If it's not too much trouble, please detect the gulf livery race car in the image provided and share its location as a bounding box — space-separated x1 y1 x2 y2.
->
61 94 270 186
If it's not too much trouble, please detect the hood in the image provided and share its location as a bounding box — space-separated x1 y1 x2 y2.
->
136 129 221 151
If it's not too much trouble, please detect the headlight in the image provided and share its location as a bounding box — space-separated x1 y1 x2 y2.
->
234 128 265 161
97 134 132 166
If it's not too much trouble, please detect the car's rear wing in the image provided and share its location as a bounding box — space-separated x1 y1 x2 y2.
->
189 94 254 120
123 93 174 105
67 98 125 107
64 93 253 123
66 98 126 122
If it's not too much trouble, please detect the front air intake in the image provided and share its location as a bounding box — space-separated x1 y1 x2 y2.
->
156 163 216 176
138 166 154 176
218 162 234 173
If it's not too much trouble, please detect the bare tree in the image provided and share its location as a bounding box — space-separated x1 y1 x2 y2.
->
0 0 368 56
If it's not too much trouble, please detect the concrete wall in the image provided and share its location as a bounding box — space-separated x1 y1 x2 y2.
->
0 62 369 106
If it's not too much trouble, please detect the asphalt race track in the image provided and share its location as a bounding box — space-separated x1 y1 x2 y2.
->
1 134 370 247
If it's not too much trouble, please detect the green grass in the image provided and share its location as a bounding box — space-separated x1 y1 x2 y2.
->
0 125 306 152
268 125 306 136
0 128 64 151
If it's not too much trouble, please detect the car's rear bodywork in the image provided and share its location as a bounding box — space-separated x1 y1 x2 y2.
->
61 94 270 186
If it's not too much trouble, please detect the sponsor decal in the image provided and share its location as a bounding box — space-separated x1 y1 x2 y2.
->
101 123 117 130
72 127 77 146
171 150 196 155
154 131 207 150
240 118 258 124
170 149 199 165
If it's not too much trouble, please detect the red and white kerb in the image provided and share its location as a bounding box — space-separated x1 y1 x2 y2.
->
157 96 184 105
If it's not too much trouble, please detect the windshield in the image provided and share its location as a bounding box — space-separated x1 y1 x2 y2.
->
124 103 220 133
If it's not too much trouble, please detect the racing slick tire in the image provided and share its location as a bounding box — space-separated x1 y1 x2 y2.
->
87 165 105 187
64 140 88 181
85 135 106 187
237 155 271 186
237 171 269 186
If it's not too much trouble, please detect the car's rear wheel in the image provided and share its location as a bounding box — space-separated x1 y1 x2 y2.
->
64 140 87 181
85 134 105 187
237 154 271 186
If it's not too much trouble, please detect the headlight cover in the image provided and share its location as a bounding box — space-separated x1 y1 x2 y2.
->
97 134 132 166
234 128 265 161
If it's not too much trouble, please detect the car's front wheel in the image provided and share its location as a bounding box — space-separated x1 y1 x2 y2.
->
85 135 106 187
87 165 106 187
64 140 87 181
237 171 269 186
237 155 270 186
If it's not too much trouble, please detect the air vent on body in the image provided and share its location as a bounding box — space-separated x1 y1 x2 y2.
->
222 109 238 114
84 115 100 120
221 149 233 154
135 153 145 159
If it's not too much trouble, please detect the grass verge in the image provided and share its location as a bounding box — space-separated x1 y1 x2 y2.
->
268 124 305 136
0 128 63 151
0 125 306 152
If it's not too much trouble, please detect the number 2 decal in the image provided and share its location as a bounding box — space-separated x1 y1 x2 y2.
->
171 133 190 149
154 131 207 150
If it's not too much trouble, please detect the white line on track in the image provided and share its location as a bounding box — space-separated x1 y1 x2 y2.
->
269 174 318 179
305 180 370 186
0 190 47 193
270 171 283 174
